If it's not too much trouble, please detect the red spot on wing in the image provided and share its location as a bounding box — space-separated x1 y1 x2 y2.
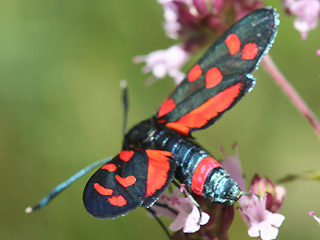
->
119 150 134 162
115 175 136 187
188 64 202 82
225 33 241 55
191 157 221 195
158 98 176 118
93 183 113 196
145 150 172 197
242 43 258 60
102 163 117 172
206 67 223 88
108 195 127 207
165 83 243 135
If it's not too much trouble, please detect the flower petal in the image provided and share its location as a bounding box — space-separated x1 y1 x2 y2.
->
221 146 246 191
259 222 279 240
134 45 190 84
284 0 320 40
200 212 210 225
183 206 202 233
248 224 260 237
268 212 285 228
148 204 177 219
169 212 188 232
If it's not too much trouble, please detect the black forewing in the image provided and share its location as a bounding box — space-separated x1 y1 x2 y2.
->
156 8 278 135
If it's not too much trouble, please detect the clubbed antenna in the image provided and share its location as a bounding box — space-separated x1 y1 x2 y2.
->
120 80 129 136
25 158 112 213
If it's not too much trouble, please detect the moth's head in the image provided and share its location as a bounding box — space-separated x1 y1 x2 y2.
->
124 119 155 149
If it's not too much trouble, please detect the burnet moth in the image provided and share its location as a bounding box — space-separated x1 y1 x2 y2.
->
27 8 278 222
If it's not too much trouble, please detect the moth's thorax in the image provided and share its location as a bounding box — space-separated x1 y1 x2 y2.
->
124 119 158 149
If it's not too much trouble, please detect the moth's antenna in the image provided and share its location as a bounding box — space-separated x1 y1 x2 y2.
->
25 157 112 213
120 80 129 136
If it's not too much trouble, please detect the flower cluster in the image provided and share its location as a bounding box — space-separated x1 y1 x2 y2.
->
149 186 236 239
135 0 263 84
159 0 263 44
240 195 285 240
135 0 320 85
250 175 286 213
284 0 320 40
239 175 286 240
134 45 190 84
150 187 210 233
222 148 286 240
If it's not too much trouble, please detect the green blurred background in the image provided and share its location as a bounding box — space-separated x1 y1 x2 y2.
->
1 1 320 239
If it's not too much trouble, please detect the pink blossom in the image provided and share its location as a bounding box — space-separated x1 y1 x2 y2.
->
220 147 286 239
159 0 181 39
169 198 210 233
220 148 286 214
240 195 285 240
183 192 235 239
317 49 320 55
220 145 246 191
150 189 210 233
136 0 263 84
234 0 264 20
158 0 263 46
250 174 286 213
284 0 320 40
241 176 286 239
309 211 320 225
134 45 190 84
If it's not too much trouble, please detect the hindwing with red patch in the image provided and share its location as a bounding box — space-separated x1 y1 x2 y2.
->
156 8 278 136
83 149 176 219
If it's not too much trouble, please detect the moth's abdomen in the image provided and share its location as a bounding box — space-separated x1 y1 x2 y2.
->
151 127 241 206
202 167 241 205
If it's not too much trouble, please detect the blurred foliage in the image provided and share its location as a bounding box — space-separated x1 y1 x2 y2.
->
0 1 320 240
278 170 320 183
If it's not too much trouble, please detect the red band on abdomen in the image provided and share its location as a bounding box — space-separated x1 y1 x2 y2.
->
191 156 221 196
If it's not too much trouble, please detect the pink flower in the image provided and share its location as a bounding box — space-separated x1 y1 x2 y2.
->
158 0 263 48
240 195 285 240
134 45 190 84
150 189 210 233
220 147 286 239
250 174 286 213
284 0 320 40
240 176 286 239
309 211 320 225
221 145 246 191
317 49 320 55
158 0 179 39
169 198 210 233
221 146 286 214
135 0 263 84
191 195 235 240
